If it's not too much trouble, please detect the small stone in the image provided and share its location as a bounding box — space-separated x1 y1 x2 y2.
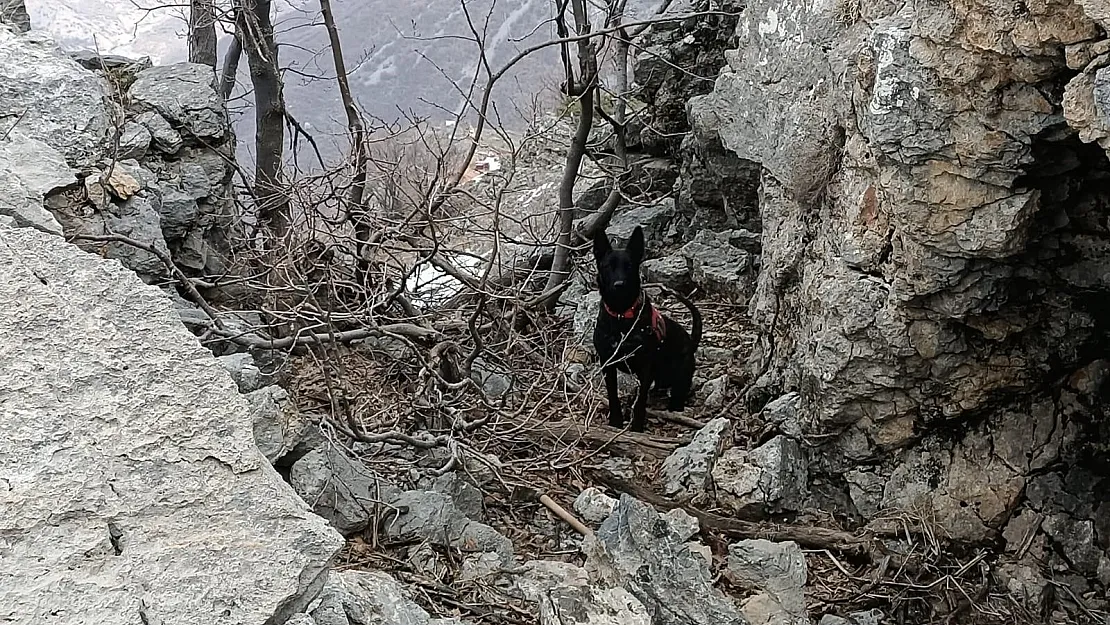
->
289 447 403 535
216 352 268 393
728 539 807 616
642 253 692 289
514 561 651 625
471 357 512 398
680 229 753 301
134 110 183 153
574 487 619 524
429 472 484 521
660 417 732 497
662 507 700 541
702 374 729 409
1042 514 1100 575
244 385 307 464
103 195 171 279
387 490 513 562
605 198 678 251
585 495 746 625
117 120 152 159
84 173 109 210
105 167 141 200
156 188 200 241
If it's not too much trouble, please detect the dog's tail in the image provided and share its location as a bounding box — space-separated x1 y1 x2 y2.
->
655 283 703 349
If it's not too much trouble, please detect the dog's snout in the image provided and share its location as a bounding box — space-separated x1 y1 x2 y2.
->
612 279 626 287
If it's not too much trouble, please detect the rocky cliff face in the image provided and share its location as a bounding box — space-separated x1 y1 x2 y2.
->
0 22 341 624
0 23 235 284
0 226 343 624
669 0 1110 606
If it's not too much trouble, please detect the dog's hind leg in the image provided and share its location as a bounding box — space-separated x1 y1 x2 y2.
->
603 367 624 428
667 360 694 412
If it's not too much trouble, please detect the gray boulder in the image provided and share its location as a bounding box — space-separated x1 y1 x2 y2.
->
290 446 403 535
713 436 809 515
0 226 342 624
585 495 746 625
133 110 183 154
311 570 471 625
659 417 732 498
117 120 153 159
680 229 754 301
386 490 513 562
0 132 74 235
728 540 808 625
129 63 229 140
156 187 201 241
514 560 652 625
0 26 111 169
98 194 172 279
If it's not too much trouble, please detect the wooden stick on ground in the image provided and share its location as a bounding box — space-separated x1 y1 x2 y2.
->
539 494 592 537
513 483 593 537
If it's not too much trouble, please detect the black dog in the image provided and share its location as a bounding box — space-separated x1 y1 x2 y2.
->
592 225 702 432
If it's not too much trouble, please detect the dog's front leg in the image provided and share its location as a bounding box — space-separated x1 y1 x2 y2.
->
603 366 624 428
630 367 651 433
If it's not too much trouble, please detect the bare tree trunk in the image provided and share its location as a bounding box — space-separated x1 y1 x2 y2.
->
581 1 631 239
317 0 367 212
188 0 218 67
542 0 596 308
318 0 373 284
220 31 243 100
237 0 289 239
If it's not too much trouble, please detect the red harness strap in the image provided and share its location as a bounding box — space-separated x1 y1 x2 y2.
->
603 294 667 342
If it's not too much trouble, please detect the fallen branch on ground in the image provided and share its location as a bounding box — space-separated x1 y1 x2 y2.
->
588 468 876 557
538 419 684 459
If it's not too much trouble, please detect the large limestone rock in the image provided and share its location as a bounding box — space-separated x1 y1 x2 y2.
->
684 0 1110 565
0 25 235 284
0 226 343 624
0 132 74 235
0 25 111 168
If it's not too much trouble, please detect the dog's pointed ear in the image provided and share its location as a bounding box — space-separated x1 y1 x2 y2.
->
628 226 645 264
593 231 612 262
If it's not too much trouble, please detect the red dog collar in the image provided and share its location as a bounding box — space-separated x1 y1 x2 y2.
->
603 294 667 342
